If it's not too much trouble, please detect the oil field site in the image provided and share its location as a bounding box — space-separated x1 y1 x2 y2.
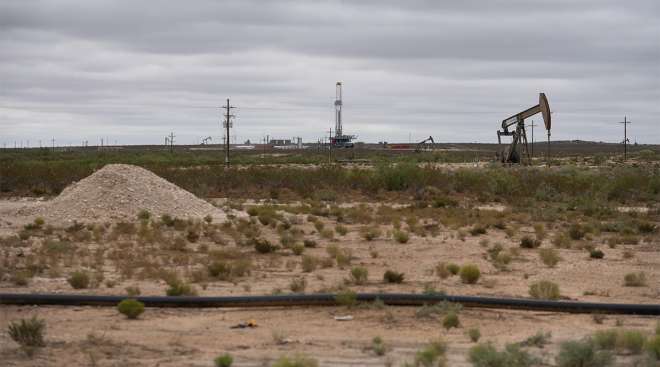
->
1 1 660 367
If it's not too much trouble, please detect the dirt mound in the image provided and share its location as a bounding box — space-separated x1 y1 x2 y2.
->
31 164 227 224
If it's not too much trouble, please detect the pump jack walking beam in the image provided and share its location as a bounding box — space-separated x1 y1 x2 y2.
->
497 93 551 164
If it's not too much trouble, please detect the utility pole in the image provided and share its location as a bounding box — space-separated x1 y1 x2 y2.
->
167 132 175 153
51 138 55 152
328 128 333 163
618 116 631 161
527 120 538 158
222 98 235 167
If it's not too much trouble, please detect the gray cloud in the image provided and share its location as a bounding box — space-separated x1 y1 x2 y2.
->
1 0 658 146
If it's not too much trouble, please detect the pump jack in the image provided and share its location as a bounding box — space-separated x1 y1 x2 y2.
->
497 93 551 164
415 136 435 152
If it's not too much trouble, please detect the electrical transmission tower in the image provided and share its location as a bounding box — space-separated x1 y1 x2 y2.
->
618 116 631 161
222 98 235 167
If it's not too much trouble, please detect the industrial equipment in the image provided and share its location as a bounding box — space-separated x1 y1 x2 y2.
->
497 93 551 163
201 136 212 145
415 136 435 152
331 82 356 148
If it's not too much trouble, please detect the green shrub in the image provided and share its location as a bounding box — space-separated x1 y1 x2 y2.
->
258 213 275 226
67 270 90 289
556 339 613 367
327 245 352 268
616 330 646 354
593 329 618 350
442 311 460 330
360 226 382 241
468 343 534 367
459 264 480 284
414 339 447 367
539 248 560 267
208 261 231 279
280 234 296 248
520 236 541 249
11 271 30 286
371 336 387 356
350 266 369 285
165 278 197 296
646 335 660 360
468 328 481 343
624 272 647 287
521 331 552 348
289 277 307 293
553 233 572 249
529 280 560 300
335 289 357 307
393 230 410 244
214 353 233 367
446 263 460 275
335 224 348 236
34 217 45 227
432 195 458 208
303 239 317 248
301 255 318 273
137 209 151 221
253 238 277 254
568 224 586 240
470 224 487 236
8 316 46 355
117 299 145 319
246 207 259 216
637 221 657 234
186 229 200 243
272 354 319 367
291 243 305 256
436 262 451 279
125 286 141 297
383 270 405 284
161 214 175 226
589 249 605 259
319 228 334 239
492 252 512 271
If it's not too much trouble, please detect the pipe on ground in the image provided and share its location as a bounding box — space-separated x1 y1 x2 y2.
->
1 293 659 315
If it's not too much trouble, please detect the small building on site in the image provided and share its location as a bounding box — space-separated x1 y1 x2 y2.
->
269 139 291 146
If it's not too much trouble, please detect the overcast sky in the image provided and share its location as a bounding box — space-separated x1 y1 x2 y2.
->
1 0 658 146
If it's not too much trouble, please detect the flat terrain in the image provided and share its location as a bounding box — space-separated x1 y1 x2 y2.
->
1 147 659 366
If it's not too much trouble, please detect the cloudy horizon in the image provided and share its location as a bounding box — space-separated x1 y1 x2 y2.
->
1 0 658 147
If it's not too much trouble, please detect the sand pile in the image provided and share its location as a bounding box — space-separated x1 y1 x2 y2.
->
31 164 227 224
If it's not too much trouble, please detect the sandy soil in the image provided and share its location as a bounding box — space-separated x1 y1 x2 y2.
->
1 196 659 366
2 305 656 366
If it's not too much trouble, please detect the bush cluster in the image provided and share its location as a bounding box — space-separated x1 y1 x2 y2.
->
8 316 46 355
117 299 145 319
459 264 480 284
529 280 561 300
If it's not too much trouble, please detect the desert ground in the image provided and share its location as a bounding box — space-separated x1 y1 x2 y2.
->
1 146 659 366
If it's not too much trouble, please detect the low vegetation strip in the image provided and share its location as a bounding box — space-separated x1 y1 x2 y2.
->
2 160 658 205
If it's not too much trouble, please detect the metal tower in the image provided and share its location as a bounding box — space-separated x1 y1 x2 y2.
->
331 81 355 148
335 82 343 137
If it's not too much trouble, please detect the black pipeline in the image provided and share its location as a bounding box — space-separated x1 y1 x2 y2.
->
1 293 659 315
